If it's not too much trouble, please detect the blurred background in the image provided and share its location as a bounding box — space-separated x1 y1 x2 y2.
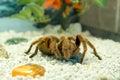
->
0 0 120 34
80 0 120 33
0 0 22 17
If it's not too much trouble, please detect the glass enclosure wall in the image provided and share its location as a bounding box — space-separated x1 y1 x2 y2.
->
80 0 120 33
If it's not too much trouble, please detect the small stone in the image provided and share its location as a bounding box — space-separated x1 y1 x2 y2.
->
5 37 28 45
0 44 8 58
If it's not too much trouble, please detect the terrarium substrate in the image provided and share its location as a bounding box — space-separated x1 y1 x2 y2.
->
0 30 120 80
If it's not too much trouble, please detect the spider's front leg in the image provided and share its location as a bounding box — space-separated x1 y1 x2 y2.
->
61 37 72 59
75 34 87 63
29 39 46 58
25 39 40 54
53 43 62 59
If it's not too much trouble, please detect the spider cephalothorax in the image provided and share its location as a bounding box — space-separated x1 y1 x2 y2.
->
25 33 102 63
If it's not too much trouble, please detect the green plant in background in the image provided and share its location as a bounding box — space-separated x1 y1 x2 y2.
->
94 0 108 7
11 0 50 23
79 0 108 13
11 0 108 30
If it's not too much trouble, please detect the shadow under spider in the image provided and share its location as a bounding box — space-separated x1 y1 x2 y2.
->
41 52 82 64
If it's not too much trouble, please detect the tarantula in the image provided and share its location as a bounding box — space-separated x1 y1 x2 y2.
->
25 34 102 63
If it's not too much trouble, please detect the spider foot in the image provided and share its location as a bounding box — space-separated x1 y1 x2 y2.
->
24 49 31 54
29 53 36 58
24 51 29 54
97 56 102 60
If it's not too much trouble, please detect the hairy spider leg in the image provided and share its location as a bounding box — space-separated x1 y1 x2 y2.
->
29 38 45 58
63 38 71 59
85 38 102 60
72 47 80 56
76 34 88 63
54 43 62 58
77 34 102 63
67 36 80 57
68 36 76 41
71 36 81 56
25 38 42 54
60 36 72 59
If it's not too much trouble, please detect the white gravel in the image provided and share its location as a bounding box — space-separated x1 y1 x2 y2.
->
0 31 120 80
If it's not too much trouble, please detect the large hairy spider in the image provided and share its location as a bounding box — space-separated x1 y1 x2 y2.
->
25 34 102 63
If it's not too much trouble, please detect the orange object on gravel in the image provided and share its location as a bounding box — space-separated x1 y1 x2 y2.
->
12 64 46 78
